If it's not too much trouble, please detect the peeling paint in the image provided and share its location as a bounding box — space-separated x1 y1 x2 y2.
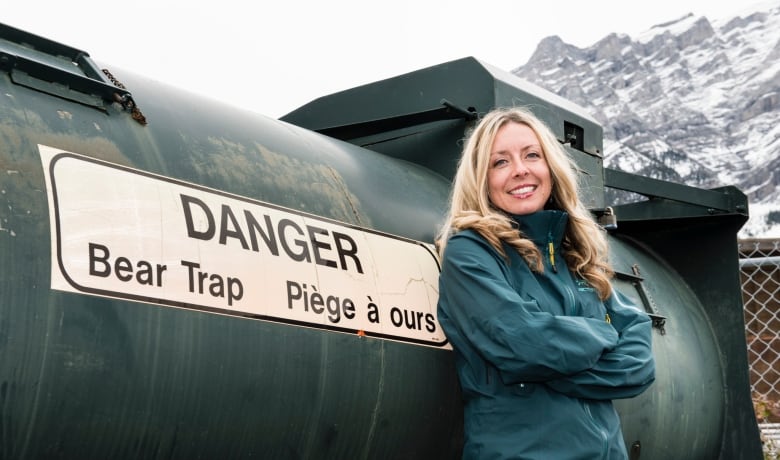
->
0 121 130 167
190 136 371 227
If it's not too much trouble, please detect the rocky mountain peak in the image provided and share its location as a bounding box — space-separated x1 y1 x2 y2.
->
512 2 780 237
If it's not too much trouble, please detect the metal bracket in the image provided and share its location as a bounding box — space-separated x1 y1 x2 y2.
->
616 264 667 334
0 23 145 124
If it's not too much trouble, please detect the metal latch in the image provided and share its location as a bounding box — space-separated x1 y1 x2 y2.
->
615 264 667 334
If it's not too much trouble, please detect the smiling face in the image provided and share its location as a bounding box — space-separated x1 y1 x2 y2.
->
487 121 552 216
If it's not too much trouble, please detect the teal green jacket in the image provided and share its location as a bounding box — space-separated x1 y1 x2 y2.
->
437 210 655 460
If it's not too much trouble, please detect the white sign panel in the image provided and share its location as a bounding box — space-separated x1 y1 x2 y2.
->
40 145 447 348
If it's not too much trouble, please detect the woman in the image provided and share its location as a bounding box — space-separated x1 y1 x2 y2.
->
436 107 655 459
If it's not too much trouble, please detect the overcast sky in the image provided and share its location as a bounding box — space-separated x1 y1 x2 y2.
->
4 0 776 118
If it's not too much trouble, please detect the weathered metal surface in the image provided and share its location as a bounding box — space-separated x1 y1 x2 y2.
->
0 23 762 460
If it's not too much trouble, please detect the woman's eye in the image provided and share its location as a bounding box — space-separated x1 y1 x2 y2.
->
492 158 507 167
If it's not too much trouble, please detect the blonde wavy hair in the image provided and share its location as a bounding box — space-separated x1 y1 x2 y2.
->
436 107 614 300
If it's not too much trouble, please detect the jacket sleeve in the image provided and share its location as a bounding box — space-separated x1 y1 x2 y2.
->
438 234 619 382
545 289 656 400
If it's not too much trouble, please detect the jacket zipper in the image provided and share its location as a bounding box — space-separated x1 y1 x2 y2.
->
564 283 576 316
548 231 578 314
547 232 557 273
583 402 610 459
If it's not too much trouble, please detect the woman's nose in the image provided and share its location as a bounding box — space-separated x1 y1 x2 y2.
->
513 159 529 176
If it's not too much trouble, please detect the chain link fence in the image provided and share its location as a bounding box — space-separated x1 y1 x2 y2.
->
739 238 780 458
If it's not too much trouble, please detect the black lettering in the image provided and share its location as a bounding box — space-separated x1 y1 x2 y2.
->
181 194 215 240
181 260 200 293
286 280 356 324
219 205 249 249
181 260 242 306
208 274 225 298
89 243 111 277
343 298 356 320
309 288 324 314
390 307 403 327
183 195 367 275
198 271 209 293
114 257 133 282
333 232 362 273
156 264 167 287
367 298 380 323
89 244 168 287
279 219 310 262
307 225 337 268
326 295 341 323
135 260 154 285
389 307 428 330
244 211 279 255
227 277 243 306
287 280 302 309
413 311 424 329
425 313 436 333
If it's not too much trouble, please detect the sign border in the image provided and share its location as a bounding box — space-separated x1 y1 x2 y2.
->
44 147 448 348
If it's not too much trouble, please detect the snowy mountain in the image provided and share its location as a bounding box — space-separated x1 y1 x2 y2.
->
511 2 780 238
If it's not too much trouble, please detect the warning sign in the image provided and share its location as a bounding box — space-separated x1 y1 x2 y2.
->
40 145 447 347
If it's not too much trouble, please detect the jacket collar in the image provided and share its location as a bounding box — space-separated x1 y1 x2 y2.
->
510 210 568 247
